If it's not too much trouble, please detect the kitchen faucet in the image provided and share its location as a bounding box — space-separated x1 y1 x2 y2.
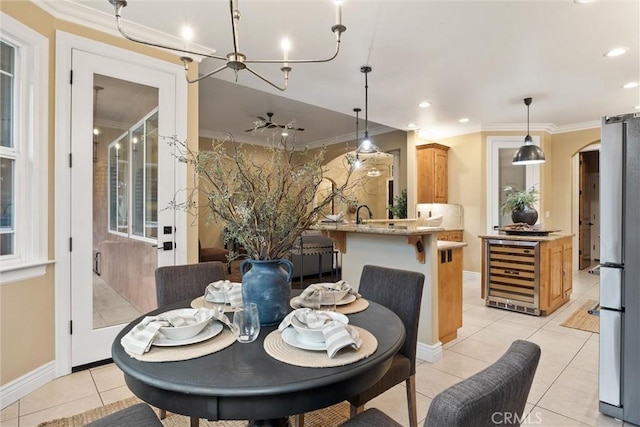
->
356 205 373 224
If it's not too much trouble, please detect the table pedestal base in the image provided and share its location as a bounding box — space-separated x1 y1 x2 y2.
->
248 418 289 427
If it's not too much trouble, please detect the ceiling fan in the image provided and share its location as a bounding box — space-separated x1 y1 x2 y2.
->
245 112 305 132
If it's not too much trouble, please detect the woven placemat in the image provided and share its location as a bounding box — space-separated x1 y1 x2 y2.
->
264 326 377 368
191 296 238 312
289 298 369 315
336 298 369 314
125 327 237 362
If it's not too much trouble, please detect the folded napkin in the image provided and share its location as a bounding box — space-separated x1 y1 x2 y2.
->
325 280 360 298
206 280 243 308
121 308 212 356
278 308 362 358
290 281 360 309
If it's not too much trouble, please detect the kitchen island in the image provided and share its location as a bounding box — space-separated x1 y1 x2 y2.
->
479 233 573 316
315 222 445 362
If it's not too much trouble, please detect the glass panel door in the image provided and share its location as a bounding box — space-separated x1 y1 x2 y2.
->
487 137 541 233
71 49 180 367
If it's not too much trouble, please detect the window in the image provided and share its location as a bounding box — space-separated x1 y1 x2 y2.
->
0 13 49 284
108 108 158 242
1 41 16 256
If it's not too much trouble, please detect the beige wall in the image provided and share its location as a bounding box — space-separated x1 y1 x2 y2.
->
428 128 600 273
198 130 408 249
0 2 198 386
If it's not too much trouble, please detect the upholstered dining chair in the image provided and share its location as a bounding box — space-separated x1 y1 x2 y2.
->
347 264 425 427
85 403 163 427
339 339 542 427
155 261 226 308
154 261 226 426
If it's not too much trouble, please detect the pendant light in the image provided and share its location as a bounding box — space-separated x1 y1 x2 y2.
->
356 65 380 154
512 97 546 165
353 107 363 169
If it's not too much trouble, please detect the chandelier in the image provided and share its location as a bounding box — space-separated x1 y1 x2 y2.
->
108 0 347 91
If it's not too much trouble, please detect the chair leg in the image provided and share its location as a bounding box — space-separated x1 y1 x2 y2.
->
349 404 365 418
294 413 305 427
190 416 199 427
406 375 418 427
158 409 167 419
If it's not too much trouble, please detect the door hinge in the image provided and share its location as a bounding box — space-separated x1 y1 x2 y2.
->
70 69 73 85
69 153 72 168
69 237 72 252
69 320 73 335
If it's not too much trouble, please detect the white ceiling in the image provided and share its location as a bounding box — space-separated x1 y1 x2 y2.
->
43 0 639 146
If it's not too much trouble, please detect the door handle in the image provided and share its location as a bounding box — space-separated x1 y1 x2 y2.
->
158 241 174 251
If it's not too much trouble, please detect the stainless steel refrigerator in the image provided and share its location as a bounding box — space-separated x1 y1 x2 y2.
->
599 113 640 424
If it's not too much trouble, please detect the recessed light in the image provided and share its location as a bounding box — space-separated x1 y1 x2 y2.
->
573 0 591 3
407 123 418 128
459 118 469 123
418 101 431 108
622 82 639 89
634 105 640 110
604 47 629 57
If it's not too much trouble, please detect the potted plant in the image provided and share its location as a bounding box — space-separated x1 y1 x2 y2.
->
500 185 539 225
172 132 358 325
388 189 407 219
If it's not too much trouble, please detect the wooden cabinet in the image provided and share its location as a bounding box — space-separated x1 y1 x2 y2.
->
438 230 463 242
541 239 573 313
481 235 573 316
438 246 463 344
417 143 449 203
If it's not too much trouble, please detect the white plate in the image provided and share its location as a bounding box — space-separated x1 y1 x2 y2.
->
335 294 357 306
153 321 223 347
204 294 229 304
281 327 327 351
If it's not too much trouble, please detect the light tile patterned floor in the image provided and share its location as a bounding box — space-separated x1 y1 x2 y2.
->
1 268 629 426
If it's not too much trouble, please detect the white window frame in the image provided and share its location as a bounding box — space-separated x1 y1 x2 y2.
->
0 13 51 284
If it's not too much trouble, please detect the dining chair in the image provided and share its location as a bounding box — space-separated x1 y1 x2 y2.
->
347 264 425 427
339 339 541 427
154 260 226 426
155 261 226 307
85 403 163 427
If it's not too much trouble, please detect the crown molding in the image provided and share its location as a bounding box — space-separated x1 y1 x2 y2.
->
199 125 398 150
32 0 211 62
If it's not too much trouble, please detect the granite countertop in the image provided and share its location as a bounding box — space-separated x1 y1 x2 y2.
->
314 222 444 236
478 232 574 242
437 241 468 250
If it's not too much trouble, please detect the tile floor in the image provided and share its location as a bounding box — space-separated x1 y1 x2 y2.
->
1 267 629 426
93 274 142 329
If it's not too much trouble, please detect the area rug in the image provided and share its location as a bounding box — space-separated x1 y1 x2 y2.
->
38 396 350 427
560 299 599 333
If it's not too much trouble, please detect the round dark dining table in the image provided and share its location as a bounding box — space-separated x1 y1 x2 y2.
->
111 298 405 426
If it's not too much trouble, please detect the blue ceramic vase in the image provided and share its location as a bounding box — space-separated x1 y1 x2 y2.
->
240 259 294 326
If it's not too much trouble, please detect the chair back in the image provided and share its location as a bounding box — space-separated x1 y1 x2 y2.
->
358 265 425 374
155 261 226 307
424 340 541 427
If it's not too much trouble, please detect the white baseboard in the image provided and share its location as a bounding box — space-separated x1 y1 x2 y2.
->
416 341 443 363
0 362 56 410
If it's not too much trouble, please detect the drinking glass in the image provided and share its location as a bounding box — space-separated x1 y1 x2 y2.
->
232 303 261 343
319 288 336 312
